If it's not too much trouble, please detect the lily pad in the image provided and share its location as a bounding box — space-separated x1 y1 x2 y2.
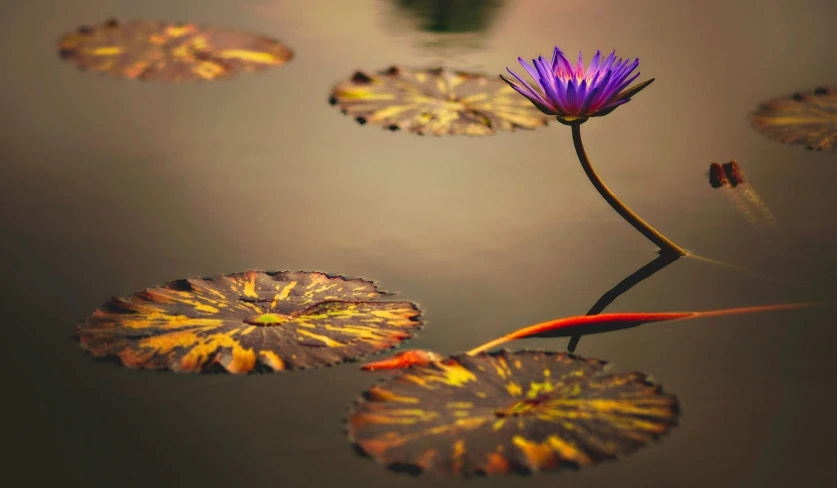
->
57 18 293 81
348 350 678 476
329 66 552 136
77 271 422 373
751 86 837 151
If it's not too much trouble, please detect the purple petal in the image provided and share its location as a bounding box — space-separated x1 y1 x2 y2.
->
587 50 602 75
503 47 651 118
588 69 614 109
605 72 641 103
555 49 574 78
505 66 550 107
501 75 557 114
589 68 604 88
500 74 534 97
517 57 542 86
592 97 631 117
576 78 589 112
599 50 617 71
597 63 634 98
578 82 601 114
551 46 561 72
534 56 556 92
565 78 578 112
534 56 565 112
609 59 639 85
600 67 640 103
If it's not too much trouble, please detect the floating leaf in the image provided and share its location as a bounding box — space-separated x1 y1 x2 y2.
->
329 66 552 136
57 18 293 81
348 350 678 476
77 271 421 373
751 86 837 151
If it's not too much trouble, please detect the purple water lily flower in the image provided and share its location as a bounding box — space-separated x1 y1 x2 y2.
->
501 47 654 124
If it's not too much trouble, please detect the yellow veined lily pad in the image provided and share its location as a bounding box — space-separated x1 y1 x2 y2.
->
751 86 837 151
329 66 552 136
77 271 422 373
348 349 679 476
57 18 293 81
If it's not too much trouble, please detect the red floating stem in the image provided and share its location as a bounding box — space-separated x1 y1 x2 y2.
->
466 302 819 355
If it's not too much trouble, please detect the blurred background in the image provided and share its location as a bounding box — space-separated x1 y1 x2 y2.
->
1 1 836 487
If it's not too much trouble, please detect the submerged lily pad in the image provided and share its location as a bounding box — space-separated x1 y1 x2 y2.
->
329 66 551 136
751 86 837 151
77 271 422 373
57 18 293 81
348 350 678 476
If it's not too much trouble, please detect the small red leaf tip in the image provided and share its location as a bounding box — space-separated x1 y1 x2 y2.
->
361 350 444 371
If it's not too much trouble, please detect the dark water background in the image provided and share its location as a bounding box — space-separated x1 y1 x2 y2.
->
2 0 837 486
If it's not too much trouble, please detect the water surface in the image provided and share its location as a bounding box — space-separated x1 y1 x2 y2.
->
2 1 837 486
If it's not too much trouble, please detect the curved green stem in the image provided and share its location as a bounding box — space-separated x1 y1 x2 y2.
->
571 123 687 256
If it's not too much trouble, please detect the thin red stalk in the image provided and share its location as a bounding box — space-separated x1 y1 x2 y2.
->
466 312 692 355
465 302 820 355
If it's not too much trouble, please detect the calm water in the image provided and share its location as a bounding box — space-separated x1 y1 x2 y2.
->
2 0 837 486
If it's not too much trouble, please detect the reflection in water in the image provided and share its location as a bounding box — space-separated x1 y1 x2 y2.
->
563 248 817 352
565 252 681 351
382 0 510 54
392 0 507 33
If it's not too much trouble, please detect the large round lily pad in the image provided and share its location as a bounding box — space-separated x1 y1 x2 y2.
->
348 350 678 476
329 66 552 136
751 86 837 151
77 271 422 373
57 18 293 81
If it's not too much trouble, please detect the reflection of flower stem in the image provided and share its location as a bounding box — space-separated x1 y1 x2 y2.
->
567 251 680 352
571 123 687 256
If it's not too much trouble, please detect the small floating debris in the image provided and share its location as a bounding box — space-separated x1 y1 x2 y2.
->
722 161 745 187
708 162 729 188
708 160 781 237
